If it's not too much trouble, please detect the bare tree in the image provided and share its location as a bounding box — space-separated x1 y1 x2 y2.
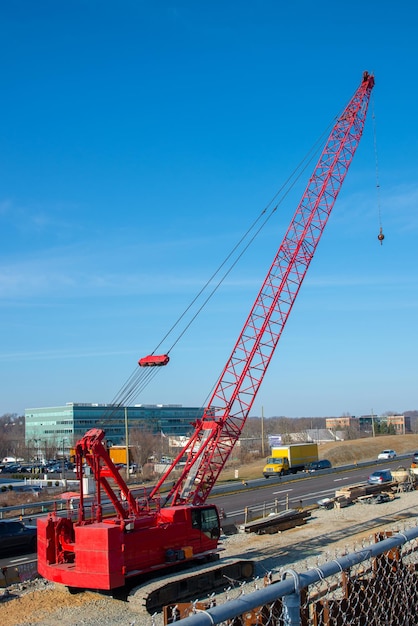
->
0 414 25 460
125 427 162 468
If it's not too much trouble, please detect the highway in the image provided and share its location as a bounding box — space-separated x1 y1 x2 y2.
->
208 458 406 526
0 550 37 572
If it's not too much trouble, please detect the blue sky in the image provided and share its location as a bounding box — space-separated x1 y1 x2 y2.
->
1 1 417 418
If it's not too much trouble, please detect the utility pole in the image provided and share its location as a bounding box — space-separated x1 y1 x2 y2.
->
61 438 67 483
124 407 129 482
261 406 265 457
371 409 376 438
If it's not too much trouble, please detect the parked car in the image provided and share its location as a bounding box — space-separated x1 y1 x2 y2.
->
0 520 37 555
47 463 62 473
412 451 418 464
368 469 393 485
0 463 22 473
305 459 332 472
377 449 397 460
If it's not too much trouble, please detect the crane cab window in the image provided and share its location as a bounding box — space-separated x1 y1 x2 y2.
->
191 507 220 539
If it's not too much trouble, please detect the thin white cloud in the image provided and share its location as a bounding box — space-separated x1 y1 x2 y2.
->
0 199 13 216
386 184 418 232
0 348 134 362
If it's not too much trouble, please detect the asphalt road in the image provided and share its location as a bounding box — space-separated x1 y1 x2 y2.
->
0 549 37 571
208 458 406 525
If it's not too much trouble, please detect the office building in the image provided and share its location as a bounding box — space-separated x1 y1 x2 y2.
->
25 402 204 453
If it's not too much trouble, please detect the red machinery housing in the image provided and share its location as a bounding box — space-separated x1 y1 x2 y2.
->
37 72 375 590
37 429 220 588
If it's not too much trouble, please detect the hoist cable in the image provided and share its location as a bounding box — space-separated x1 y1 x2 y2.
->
109 116 336 408
153 118 334 360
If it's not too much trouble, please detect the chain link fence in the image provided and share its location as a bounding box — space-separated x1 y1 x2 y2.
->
160 523 418 626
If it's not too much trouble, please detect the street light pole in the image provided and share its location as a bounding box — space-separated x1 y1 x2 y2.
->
125 407 129 482
61 438 67 480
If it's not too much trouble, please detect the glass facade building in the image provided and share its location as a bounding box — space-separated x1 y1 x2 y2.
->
25 402 204 452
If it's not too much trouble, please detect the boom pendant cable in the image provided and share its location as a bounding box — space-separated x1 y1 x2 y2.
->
110 116 338 408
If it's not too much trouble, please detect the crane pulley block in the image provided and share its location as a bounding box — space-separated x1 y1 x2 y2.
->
138 354 170 367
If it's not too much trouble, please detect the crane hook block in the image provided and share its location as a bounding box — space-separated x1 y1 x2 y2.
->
138 354 170 367
377 227 385 245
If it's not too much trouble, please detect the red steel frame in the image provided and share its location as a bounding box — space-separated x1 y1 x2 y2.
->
74 428 142 522
150 72 375 507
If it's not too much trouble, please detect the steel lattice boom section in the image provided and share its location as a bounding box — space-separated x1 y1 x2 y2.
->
151 72 375 507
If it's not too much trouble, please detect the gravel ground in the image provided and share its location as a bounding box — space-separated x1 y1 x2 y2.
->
1 488 418 626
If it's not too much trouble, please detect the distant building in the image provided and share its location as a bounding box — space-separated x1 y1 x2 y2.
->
25 402 204 453
325 416 357 431
358 415 381 432
387 414 411 434
358 414 411 434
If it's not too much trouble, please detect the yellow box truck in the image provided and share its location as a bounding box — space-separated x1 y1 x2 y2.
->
108 446 134 465
263 443 318 478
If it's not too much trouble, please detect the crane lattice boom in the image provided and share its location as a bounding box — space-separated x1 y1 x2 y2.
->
149 72 375 507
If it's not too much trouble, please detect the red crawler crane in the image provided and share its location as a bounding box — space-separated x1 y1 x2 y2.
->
37 72 375 594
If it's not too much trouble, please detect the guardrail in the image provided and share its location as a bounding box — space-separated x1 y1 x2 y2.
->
0 477 80 519
0 499 71 519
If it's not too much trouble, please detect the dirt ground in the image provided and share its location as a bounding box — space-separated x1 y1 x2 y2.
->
2 487 418 626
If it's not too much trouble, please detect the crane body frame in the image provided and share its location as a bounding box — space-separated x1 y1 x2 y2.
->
37 72 375 592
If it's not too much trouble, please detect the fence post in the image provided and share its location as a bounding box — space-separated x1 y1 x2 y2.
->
281 569 301 626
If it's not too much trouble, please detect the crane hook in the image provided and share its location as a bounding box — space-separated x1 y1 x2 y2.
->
377 227 384 245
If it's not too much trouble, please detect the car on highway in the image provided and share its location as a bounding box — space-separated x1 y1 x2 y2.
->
0 520 37 555
412 451 418 464
367 469 393 485
305 459 332 472
13 485 43 495
377 449 397 460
